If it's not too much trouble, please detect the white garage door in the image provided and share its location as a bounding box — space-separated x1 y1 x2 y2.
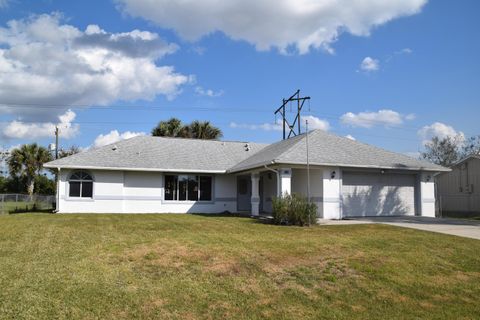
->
342 172 416 217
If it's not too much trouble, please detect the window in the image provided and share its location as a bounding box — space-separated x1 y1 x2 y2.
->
164 175 177 200
199 176 212 201
164 175 212 201
238 178 248 195
68 171 93 198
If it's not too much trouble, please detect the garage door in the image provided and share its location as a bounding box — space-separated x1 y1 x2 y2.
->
342 172 416 217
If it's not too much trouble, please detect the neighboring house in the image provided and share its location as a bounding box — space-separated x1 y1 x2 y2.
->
44 130 448 218
436 154 480 216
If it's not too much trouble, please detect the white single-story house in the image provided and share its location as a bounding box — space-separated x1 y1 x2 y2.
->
44 130 449 219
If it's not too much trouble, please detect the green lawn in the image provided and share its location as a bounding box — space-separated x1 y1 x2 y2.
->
0 214 479 320
0 201 54 214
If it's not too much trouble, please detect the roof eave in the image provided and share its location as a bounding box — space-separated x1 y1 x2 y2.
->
228 160 450 173
43 164 226 174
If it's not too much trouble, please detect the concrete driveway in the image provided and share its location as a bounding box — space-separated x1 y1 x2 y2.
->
320 216 480 240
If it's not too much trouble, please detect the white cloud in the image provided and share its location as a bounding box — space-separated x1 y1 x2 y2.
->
360 57 380 72
117 0 427 54
340 109 414 128
303 115 330 131
386 47 414 63
345 134 356 141
2 109 79 140
0 13 192 126
93 130 146 148
405 113 416 120
192 46 206 55
195 86 224 97
418 122 465 145
398 48 413 54
229 122 282 131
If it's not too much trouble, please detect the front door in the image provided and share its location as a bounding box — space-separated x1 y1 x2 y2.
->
237 176 251 211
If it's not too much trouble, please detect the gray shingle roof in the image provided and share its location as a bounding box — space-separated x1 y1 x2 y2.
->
45 130 448 173
44 136 267 172
228 130 448 173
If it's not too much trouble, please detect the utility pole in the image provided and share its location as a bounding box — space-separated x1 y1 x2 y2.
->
274 90 311 139
54 126 59 160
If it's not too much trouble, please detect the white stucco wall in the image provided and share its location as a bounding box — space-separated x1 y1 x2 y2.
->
291 168 324 217
261 171 277 213
57 167 437 218
419 172 436 217
322 167 342 219
58 169 237 214
59 170 124 213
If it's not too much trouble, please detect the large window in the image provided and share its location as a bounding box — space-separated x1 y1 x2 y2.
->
165 175 212 201
68 171 93 198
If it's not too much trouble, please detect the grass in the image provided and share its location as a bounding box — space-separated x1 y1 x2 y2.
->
0 201 53 214
0 214 479 320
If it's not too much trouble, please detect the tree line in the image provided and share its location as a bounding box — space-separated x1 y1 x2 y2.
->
420 135 480 167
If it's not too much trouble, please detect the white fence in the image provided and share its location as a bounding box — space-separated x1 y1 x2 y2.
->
0 194 55 214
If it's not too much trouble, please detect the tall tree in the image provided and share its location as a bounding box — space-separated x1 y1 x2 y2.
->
151 118 188 137
421 136 461 167
151 118 222 140
187 120 223 140
8 143 52 195
459 135 480 159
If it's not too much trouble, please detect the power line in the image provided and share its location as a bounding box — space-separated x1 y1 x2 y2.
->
0 104 436 132
0 101 476 137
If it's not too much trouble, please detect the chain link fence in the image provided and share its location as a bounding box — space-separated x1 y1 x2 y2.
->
0 194 55 214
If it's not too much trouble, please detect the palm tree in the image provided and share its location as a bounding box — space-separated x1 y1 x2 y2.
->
187 120 223 140
8 143 52 196
151 118 222 140
151 118 189 137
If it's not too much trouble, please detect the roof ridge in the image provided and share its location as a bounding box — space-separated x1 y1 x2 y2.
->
227 132 308 171
145 135 268 145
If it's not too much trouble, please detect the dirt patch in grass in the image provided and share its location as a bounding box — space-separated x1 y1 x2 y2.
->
120 240 247 278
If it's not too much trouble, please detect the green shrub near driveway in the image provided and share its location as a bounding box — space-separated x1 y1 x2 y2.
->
272 193 317 226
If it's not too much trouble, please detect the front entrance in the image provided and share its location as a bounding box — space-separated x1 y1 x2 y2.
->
237 175 251 211
237 175 264 213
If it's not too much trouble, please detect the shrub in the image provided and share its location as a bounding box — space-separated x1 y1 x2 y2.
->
272 194 317 226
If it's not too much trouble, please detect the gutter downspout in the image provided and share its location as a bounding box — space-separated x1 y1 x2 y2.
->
264 162 280 198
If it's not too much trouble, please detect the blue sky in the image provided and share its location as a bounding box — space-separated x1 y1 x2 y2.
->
0 0 478 157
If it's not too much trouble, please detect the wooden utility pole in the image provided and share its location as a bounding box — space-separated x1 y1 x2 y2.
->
274 90 311 139
54 126 59 159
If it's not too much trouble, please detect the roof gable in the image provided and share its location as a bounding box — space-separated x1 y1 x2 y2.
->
229 130 448 172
